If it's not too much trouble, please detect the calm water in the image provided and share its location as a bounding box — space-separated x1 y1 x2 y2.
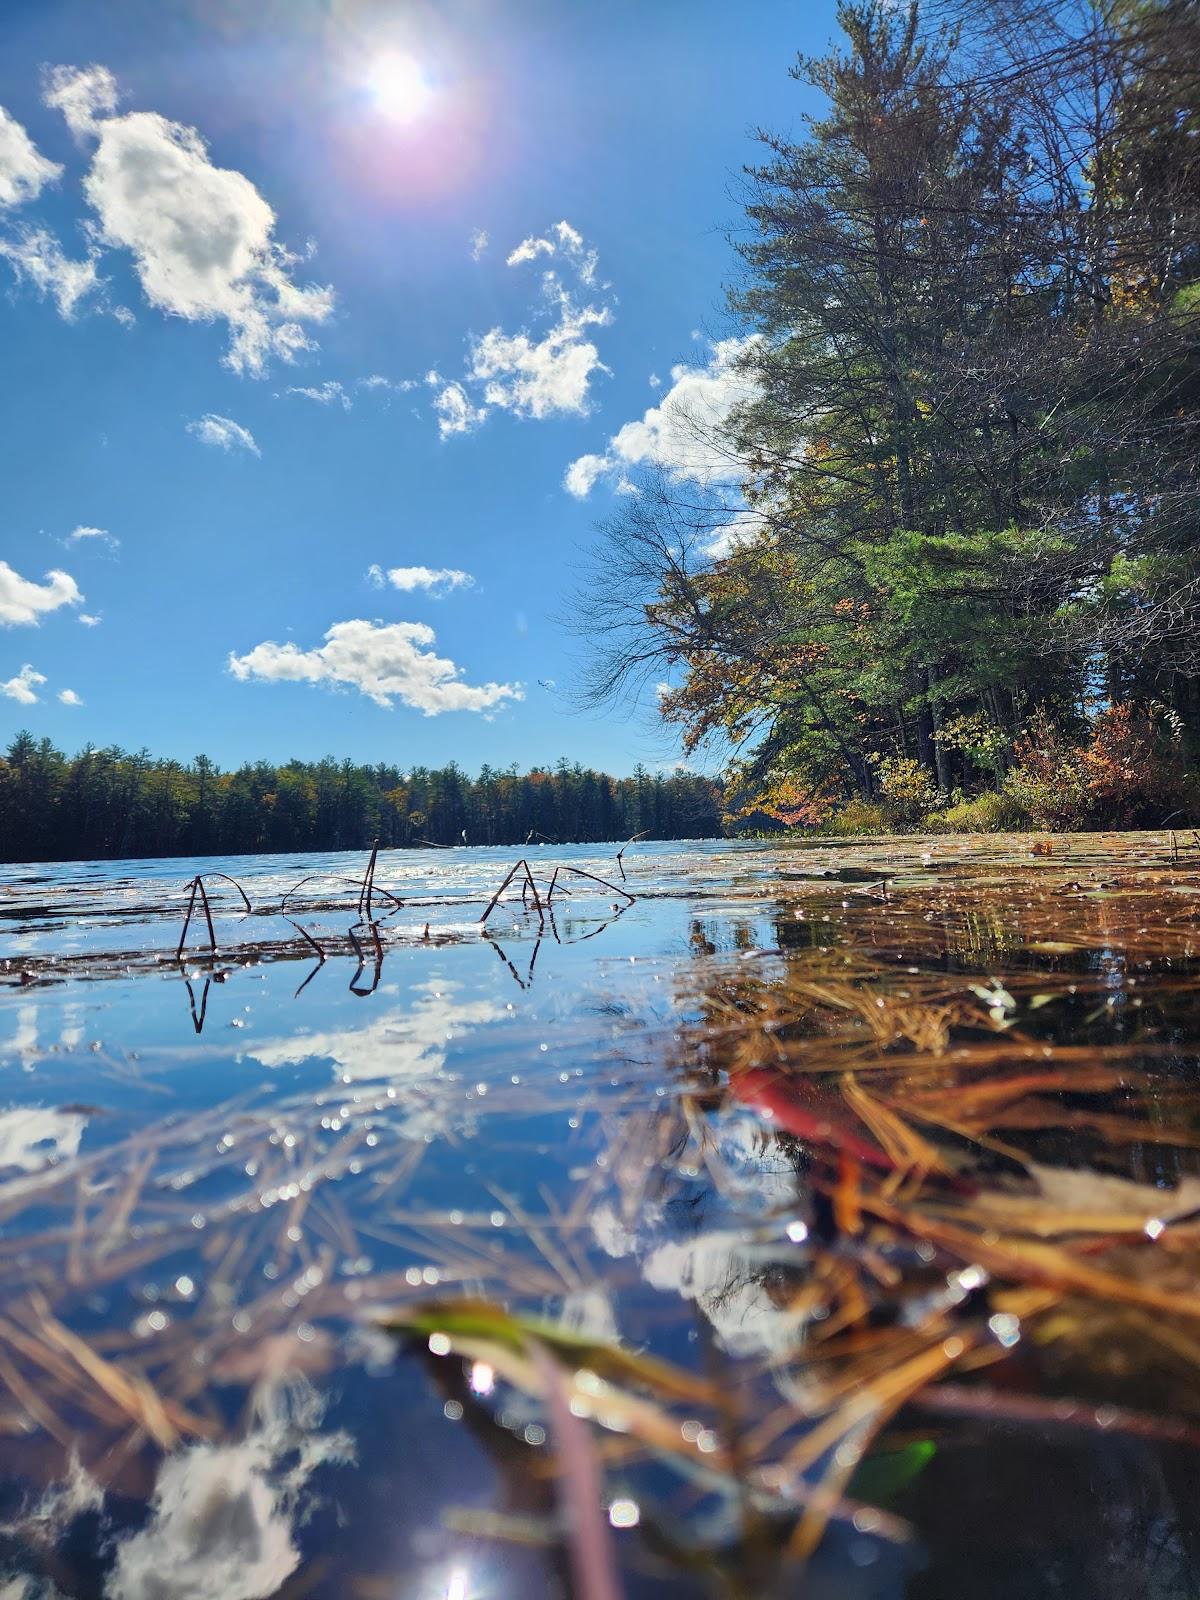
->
1 835 1199 1599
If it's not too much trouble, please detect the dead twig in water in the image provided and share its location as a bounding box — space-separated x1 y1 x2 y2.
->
358 839 380 923
480 860 545 927
615 829 649 883
175 875 217 961
280 873 403 915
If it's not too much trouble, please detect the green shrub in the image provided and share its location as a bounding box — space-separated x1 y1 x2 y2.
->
925 789 1029 833
821 799 889 836
876 756 940 827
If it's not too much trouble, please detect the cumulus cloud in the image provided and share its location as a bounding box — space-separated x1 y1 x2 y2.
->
433 220 611 437
376 565 474 595
58 688 82 706
187 413 260 456
0 105 61 208
0 562 82 625
469 293 610 420
0 664 46 704
285 380 349 409
42 63 119 134
228 619 522 715
78 612 101 626
0 225 100 318
565 336 756 497
43 64 333 374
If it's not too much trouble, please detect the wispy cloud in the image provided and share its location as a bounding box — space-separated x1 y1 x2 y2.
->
469 227 488 261
43 63 333 374
0 561 83 626
285 380 350 409
358 374 418 395
186 413 260 456
367 564 474 595
1 663 46 704
431 378 486 439
78 612 101 627
0 225 100 319
0 104 61 209
67 524 119 550
229 619 522 715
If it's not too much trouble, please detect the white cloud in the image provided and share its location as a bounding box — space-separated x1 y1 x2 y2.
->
506 219 595 282
42 63 119 135
563 452 608 499
0 226 100 318
565 336 756 497
433 380 486 438
469 226 488 261
67 524 118 549
470 292 610 420
187 413 260 456
250 985 503 1094
78 612 101 626
0 105 61 209
228 619 522 714
1 664 46 704
0 1106 87 1172
0 562 82 625
358 373 417 396
435 220 611 437
285 380 349 409
379 565 474 595
506 233 555 267
44 64 333 374
107 1382 351 1600
58 688 83 706
703 507 769 558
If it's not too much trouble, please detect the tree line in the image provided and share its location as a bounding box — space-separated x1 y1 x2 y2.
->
0 733 723 863
580 0 1200 831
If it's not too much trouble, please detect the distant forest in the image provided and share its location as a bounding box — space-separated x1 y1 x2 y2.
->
0 733 723 863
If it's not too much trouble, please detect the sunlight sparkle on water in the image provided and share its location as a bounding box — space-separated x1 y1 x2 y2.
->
366 52 434 121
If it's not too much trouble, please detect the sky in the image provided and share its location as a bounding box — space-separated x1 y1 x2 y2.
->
0 0 836 776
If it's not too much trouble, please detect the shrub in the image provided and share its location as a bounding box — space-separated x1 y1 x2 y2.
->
926 789 1029 833
1004 713 1092 829
822 798 889 836
1080 703 1183 825
875 756 940 827
1005 703 1186 829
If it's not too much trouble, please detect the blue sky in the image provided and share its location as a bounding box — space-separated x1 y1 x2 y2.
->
0 0 835 775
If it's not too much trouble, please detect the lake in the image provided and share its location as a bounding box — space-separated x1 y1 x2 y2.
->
1 833 1199 1599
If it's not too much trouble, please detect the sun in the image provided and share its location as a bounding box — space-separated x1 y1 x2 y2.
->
366 52 434 122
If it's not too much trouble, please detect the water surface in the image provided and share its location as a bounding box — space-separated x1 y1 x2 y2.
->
2 834 1199 1599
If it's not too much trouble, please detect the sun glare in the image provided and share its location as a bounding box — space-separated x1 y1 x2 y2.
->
366 52 434 122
